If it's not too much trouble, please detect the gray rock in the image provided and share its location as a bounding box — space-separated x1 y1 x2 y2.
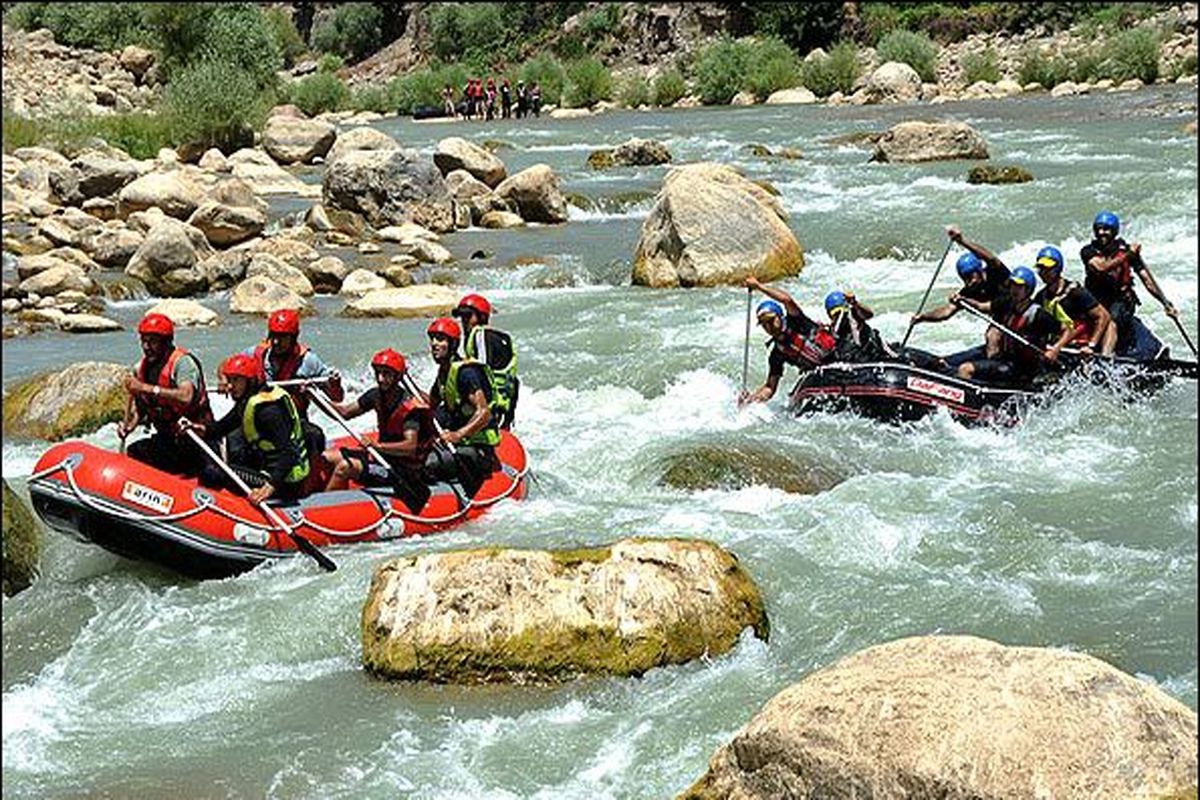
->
262 116 337 165
187 202 267 247
494 164 568 224
871 120 990 163
229 275 310 316
322 148 454 232
433 137 507 187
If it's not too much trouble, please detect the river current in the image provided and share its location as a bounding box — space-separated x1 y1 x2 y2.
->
3 86 1197 798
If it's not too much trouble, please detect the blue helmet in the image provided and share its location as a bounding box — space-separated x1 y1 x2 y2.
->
824 290 848 315
955 252 984 280
756 299 785 320
1010 265 1037 293
1093 211 1120 235
1035 245 1064 275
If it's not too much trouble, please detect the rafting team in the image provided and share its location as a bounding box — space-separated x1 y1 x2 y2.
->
117 294 518 511
739 210 1181 405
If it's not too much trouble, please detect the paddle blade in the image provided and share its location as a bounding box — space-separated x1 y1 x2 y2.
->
289 530 337 572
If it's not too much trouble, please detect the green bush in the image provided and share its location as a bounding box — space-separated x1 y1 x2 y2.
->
388 63 468 115
287 72 349 117
960 47 1001 85
653 68 688 106
350 83 391 114
5 2 151 51
310 2 382 63
1017 48 1073 89
694 38 753 104
801 41 861 97
617 75 652 108
318 53 345 73
518 55 566 106
430 3 507 66
563 57 612 108
1172 52 1198 79
578 5 619 45
859 4 902 45
876 29 939 82
745 37 801 99
145 3 281 91
264 7 306 68
1104 26 1161 84
164 59 267 152
1069 48 1106 84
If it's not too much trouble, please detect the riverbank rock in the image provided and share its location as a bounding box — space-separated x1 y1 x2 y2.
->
681 635 1198 800
146 298 219 328
968 164 1034 184
479 210 525 229
229 275 310 316
342 284 458 318
227 149 318 196
59 313 122 333
2 480 41 597
117 171 205 219
186 202 267 247
494 164 569 224
655 443 842 494
124 218 214 297
765 88 818 105
866 61 923 103
323 148 454 233
338 268 389 298
433 137 507 187
1 361 128 440
632 162 802 288
327 127 400 164
587 138 673 170
262 116 337 165
361 537 769 682
871 120 989 163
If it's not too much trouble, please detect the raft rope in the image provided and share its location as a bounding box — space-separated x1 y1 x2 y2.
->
27 458 531 542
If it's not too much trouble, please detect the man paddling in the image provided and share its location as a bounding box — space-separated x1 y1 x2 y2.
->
955 267 1063 386
825 290 894 363
1032 245 1116 362
740 276 837 404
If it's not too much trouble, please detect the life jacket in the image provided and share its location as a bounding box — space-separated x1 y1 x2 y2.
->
464 326 518 421
434 359 501 447
242 386 310 485
135 347 213 433
253 340 311 414
1085 240 1136 304
1038 281 1093 345
375 389 436 466
775 325 837 368
1001 302 1045 367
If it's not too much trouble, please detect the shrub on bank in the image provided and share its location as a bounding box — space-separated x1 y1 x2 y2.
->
518 55 566 107
350 83 391 114
653 69 688 106
801 42 861 97
745 37 801 99
389 63 469 115
1017 48 1072 89
618 75 652 108
264 7 307 68
5 2 151 51
960 47 1001 85
876 29 939 82
1172 52 1198 79
563 57 613 108
287 72 349 117
164 59 266 152
694 38 752 105
310 2 382 63
1104 26 1161 84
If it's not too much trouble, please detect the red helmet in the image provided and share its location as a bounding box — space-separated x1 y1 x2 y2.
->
137 313 174 338
426 317 461 341
371 348 407 374
453 293 492 319
222 353 262 381
267 308 300 335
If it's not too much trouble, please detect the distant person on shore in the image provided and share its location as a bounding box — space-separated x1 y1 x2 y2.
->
462 79 474 120
485 78 497 120
500 79 512 119
1080 210 1175 359
442 84 455 118
515 81 528 118
530 82 542 117
739 276 838 405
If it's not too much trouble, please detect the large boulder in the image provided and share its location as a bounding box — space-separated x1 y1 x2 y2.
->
70 150 142 199
17 264 95 296
361 537 768 682
765 87 818 104
229 275 311 316
338 268 389 298
632 162 803 288
444 170 509 224
245 253 314 297
322 148 454 233
303 255 350 294
342 284 459 318
866 61 923 103
124 218 214 297
262 116 337 165
2 480 41 597
35 208 103 249
871 121 990 163
433 137 507 188
2 361 129 440
80 226 144 268
682 635 1198 800
146 298 219 328
587 138 673 170
117 171 205 219
59 313 123 333
326 127 400 164
187 201 267 246
227 149 320 196
494 164 568 224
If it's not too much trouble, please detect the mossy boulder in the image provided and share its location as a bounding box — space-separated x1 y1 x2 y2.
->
2 361 128 441
361 537 769 683
2 479 41 596
968 165 1034 184
655 443 842 494
744 143 773 158
681 635 1198 800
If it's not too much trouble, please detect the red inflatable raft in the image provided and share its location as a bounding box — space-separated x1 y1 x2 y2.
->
27 431 529 579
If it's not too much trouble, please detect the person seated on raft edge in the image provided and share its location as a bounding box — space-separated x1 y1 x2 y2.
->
739 275 838 405
321 348 436 495
824 289 898 363
452 293 519 430
119 312 214 476
423 317 501 500
1032 245 1117 363
955 266 1065 387
183 353 314 504
1080 210 1174 360
909 225 1013 370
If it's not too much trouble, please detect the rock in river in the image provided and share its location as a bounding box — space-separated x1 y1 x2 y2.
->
2 361 128 440
3 480 41 596
871 120 990 163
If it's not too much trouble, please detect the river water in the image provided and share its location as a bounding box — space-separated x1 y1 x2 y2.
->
3 86 1197 798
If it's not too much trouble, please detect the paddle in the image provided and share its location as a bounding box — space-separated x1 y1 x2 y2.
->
953 299 1050 360
206 376 338 395
181 423 337 572
741 287 752 395
399 372 470 507
899 238 955 351
304 385 431 512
